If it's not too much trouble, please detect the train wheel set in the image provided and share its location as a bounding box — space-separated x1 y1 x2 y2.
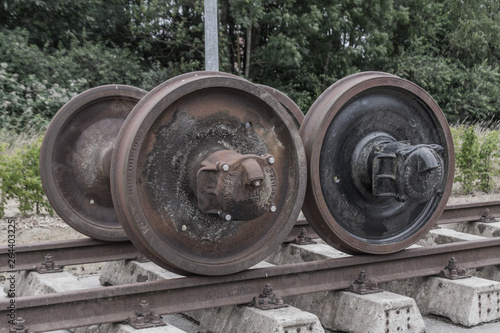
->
40 71 454 276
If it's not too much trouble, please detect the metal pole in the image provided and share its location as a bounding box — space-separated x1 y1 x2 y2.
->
204 0 219 71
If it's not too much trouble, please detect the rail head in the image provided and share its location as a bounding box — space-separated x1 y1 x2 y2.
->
2 237 500 332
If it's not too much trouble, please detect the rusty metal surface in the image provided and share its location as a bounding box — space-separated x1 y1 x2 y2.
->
439 200 500 224
196 150 277 221
3 237 500 332
284 219 318 243
300 72 455 255
39 85 147 241
127 300 166 329
438 257 470 280
252 284 288 310
0 238 139 272
291 227 317 245
111 71 307 276
36 255 64 274
349 270 382 294
0 228 309 273
257 84 304 129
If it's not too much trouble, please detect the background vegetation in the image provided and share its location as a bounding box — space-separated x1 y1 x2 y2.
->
1 0 500 216
2 0 500 125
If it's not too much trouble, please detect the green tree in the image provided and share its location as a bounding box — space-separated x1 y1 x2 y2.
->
444 0 500 67
0 29 147 131
0 0 135 50
2 0 500 123
127 0 205 78
220 0 407 111
388 0 500 123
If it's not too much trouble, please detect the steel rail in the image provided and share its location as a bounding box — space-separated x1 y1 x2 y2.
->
438 200 500 224
2 237 500 332
285 200 500 242
0 239 139 273
1 223 313 273
2 200 499 273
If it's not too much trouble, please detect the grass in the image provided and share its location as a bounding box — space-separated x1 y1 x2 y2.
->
0 124 46 155
449 120 500 202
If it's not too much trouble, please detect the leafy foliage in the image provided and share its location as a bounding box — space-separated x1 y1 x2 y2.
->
1 0 500 123
0 0 135 50
476 131 500 192
454 126 500 194
0 62 83 132
392 55 500 123
387 0 500 123
455 126 479 195
444 0 500 67
0 29 146 90
0 29 148 131
0 137 53 217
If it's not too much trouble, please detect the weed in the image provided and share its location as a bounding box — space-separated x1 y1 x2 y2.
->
452 124 500 195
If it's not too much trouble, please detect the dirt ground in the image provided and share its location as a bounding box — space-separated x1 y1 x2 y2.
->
1 199 87 245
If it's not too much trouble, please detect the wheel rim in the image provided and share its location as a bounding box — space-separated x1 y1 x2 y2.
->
257 84 304 129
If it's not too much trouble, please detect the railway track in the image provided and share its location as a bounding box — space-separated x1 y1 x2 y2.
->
2 200 500 332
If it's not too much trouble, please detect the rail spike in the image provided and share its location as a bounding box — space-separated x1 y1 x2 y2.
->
439 257 471 280
478 208 498 223
349 270 383 295
252 283 288 310
127 300 166 329
36 254 63 274
293 227 317 245
9 317 33 333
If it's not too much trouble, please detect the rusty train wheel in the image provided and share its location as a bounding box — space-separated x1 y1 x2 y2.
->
111 72 307 275
300 72 454 254
257 84 304 128
40 85 147 241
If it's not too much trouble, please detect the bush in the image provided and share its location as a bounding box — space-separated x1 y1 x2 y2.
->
0 62 84 132
476 130 500 192
0 28 147 90
455 126 479 194
392 54 500 123
453 125 500 194
0 28 150 131
0 137 53 217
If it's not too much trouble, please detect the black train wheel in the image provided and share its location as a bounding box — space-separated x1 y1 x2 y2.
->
111 72 307 275
300 72 454 254
40 85 147 241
